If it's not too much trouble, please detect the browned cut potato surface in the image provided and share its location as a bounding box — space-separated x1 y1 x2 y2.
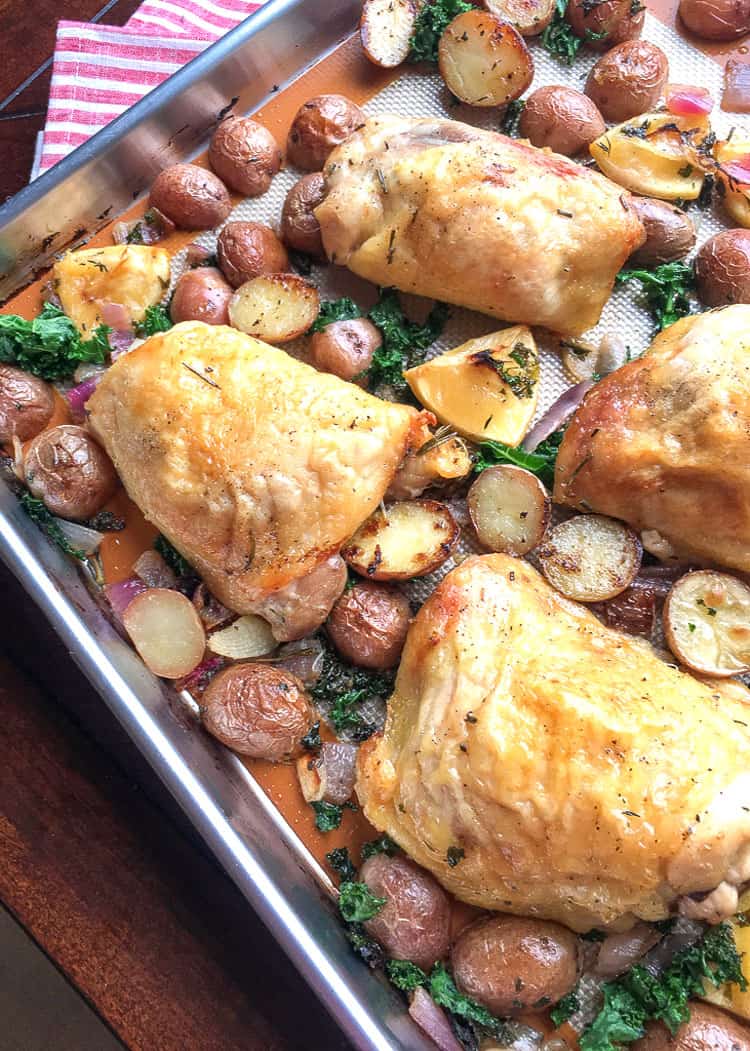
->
0 365 55 444
24 424 118 521
482 0 556 35
327 580 411 669
217 221 289 288
678 0 750 39
208 116 282 197
361 0 418 67
695 230 750 307
438 10 534 107
628 198 696 266
519 86 605 156
287 94 366 171
280 174 327 258
149 163 231 230
468 465 550 555
664 570 750 677
342 500 459 580
537 514 642 602
170 268 233 326
585 41 669 122
228 273 320 343
567 0 645 48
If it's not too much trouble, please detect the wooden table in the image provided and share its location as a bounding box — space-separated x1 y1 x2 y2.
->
0 3 351 1047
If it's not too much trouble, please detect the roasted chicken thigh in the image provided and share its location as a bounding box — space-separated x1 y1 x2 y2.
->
357 555 750 931
316 115 645 335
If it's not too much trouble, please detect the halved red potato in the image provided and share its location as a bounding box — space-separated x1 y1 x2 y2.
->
438 10 534 108
342 500 459 580
122 588 206 679
468 466 550 556
537 514 642 602
483 0 556 35
228 273 320 343
664 570 750 677
361 0 419 67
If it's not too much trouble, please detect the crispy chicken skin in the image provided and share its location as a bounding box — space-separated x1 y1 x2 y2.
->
316 116 644 336
356 555 750 931
88 322 428 614
554 306 750 572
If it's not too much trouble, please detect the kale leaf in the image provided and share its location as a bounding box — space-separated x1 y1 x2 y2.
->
501 100 526 138
134 304 172 338
347 923 385 969
367 288 449 392
309 297 362 333
386 960 427 992
361 833 400 861
310 638 394 741
550 988 581 1027
541 0 584 64
154 535 193 578
300 720 322 753
0 303 110 381
429 963 507 1037
475 430 564 488
338 881 386 923
19 492 86 560
326 846 357 882
616 262 695 331
409 0 474 64
311 800 345 832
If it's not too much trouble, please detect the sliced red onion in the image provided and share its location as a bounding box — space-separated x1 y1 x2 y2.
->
723 60 750 113
105 576 148 619
318 742 358 805
185 242 213 267
271 636 325 685
111 222 131 246
642 919 705 976
523 381 593 452
192 582 233 631
408 988 464 1051
144 207 175 242
65 374 102 420
108 329 137 359
100 301 131 331
594 922 661 978
665 84 713 116
55 518 105 556
133 548 178 590
175 654 226 696
720 156 750 187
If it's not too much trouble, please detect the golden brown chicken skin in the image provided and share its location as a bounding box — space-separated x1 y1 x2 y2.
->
356 555 750 931
554 306 750 572
316 116 645 336
88 322 428 615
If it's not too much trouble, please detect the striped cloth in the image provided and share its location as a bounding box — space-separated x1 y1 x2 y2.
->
37 0 265 176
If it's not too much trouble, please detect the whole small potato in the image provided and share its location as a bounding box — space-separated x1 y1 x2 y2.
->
326 580 411 669
451 914 580 1017
170 267 233 325
679 0 750 38
208 116 282 197
628 198 696 266
518 86 605 156
217 221 289 288
24 424 118 521
585 41 669 122
309 318 383 384
201 663 313 761
360 854 451 971
0 365 55 444
287 94 366 171
567 0 645 49
149 163 231 230
695 229 750 307
632 1003 750 1051
280 174 327 258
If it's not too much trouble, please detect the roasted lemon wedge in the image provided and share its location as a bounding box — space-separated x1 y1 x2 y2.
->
404 326 539 445
714 139 750 228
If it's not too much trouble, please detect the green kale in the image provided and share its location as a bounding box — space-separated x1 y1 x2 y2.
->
550 988 581 1027
88 510 126 532
361 833 400 861
310 639 394 741
154 535 193 578
347 923 385 969
326 846 357 883
366 288 449 392
616 262 695 331
19 492 86 560
311 800 345 832
386 959 427 992
475 430 564 488
0 303 110 381
501 100 526 138
541 0 584 64
580 923 747 1051
338 881 386 923
409 0 474 64
300 720 322 753
309 297 362 333
134 304 172 338
429 963 506 1038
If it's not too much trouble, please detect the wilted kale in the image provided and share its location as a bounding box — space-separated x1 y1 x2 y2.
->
326 846 357 882
0 303 110 381
338 881 386 923
409 0 474 64
310 638 394 741
475 430 564 488
19 492 86 560
385 960 511 1040
311 800 345 832
541 0 584 64
154 534 192 578
367 288 449 391
616 262 695 331
550 988 581 1027
361 834 400 861
134 304 172 337
309 297 362 333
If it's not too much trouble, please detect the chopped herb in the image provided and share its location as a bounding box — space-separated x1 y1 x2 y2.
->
19 492 86 560
190 252 219 270
338 881 386 922
301 720 322 753
688 622 697 633
88 510 126 532
678 164 694 178
347 923 385 968
361 833 400 861
475 430 564 488
310 639 394 741
621 122 651 140
447 845 465 866
697 598 717 616
312 800 345 832
580 923 747 1051
616 262 695 331
584 27 607 40
309 297 362 333
501 99 526 137
386 959 427 992
134 304 172 338
409 0 473 63
541 0 584 64
366 288 449 392
326 846 357 882
0 303 110 381
551 988 581 1027
154 534 193 578
473 341 539 400
125 222 145 244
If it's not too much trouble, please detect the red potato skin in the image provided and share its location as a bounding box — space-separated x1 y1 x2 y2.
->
287 95 366 171
627 198 696 267
208 116 282 197
308 318 382 385
632 1003 750 1051
216 222 289 288
326 580 412 669
585 41 669 123
0 365 55 444
695 229 750 307
170 268 233 325
149 163 231 230
280 174 327 258
24 424 118 521
518 85 606 156
678 0 750 39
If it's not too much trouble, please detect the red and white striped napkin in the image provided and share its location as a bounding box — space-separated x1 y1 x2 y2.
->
36 0 265 177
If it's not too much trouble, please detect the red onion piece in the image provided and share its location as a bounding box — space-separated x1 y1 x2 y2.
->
100 301 131 331
175 654 226 696
142 207 175 243
720 155 750 187
111 222 130 246
105 577 148 620
65 374 101 420
133 549 178 590
318 742 358 805
594 923 661 978
723 60 750 113
185 242 213 267
272 636 325 685
665 84 713 116
108 329 137 359
409 988 464 1051
522 381 593 452
192 582 233 631
642 919 704 975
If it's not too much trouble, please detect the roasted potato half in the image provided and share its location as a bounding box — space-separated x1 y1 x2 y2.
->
342 500 459 581
123 588 206 680
438 10 534 108
664 570 750 677
482 0 556 35
361 0 418 67
468 466 550 556
0 365 55 444
537 514 642 603
228 273 320 343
